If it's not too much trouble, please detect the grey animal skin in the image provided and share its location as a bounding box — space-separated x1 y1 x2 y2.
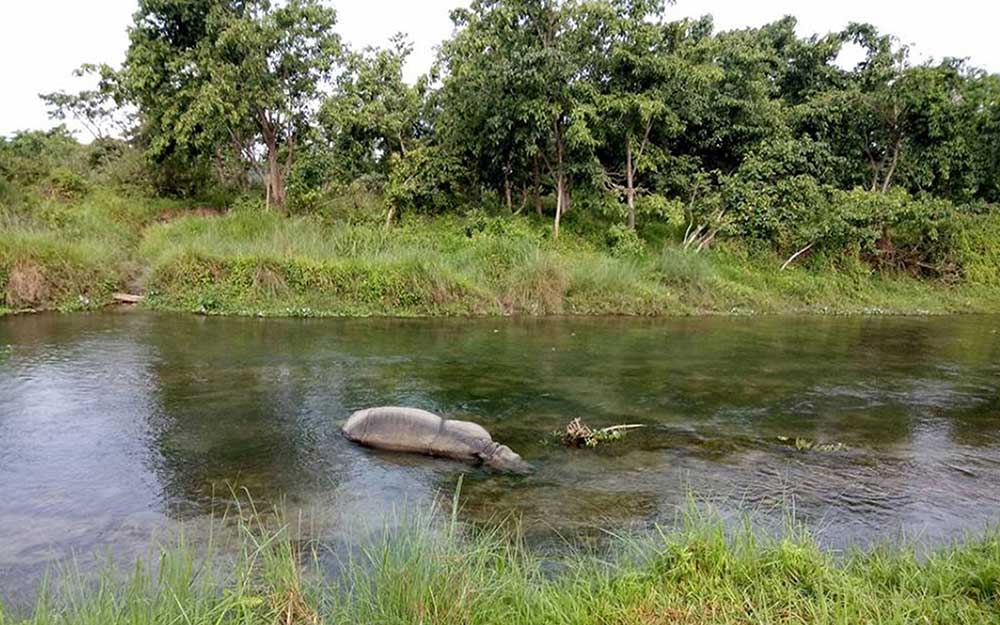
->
342 407 533 474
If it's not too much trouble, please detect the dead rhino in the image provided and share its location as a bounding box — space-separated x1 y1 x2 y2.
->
342 406 532 474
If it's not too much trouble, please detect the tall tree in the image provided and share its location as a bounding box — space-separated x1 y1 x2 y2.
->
118 0 341 208
439 0 599 237
591 4 718 229
437 0 552 214
319 34 426 183
40 64 134 141
847 23 910 194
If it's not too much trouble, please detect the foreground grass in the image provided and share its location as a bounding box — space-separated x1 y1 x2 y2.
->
3 190 1000 317
2 503 999 625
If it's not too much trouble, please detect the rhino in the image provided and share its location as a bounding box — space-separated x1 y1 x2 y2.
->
342 406 532 474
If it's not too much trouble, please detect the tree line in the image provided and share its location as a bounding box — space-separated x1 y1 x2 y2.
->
35 0 1000 272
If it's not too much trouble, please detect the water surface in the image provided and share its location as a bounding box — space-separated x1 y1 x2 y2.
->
2 311 999 598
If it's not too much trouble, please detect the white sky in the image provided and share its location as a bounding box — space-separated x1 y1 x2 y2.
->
2 0 998 139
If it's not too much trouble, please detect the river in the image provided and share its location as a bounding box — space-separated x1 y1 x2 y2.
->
1 311 999 599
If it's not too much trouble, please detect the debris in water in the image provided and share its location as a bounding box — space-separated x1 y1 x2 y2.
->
941 461 977 477
560 418 645 448
776 436 846 452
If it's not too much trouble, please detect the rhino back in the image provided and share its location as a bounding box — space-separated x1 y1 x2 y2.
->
343 407 444 453
442 419 492 442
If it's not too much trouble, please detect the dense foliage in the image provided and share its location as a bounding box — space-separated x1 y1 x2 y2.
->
7 0 1000 304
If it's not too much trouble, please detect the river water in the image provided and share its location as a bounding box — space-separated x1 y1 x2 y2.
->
1 311 999 599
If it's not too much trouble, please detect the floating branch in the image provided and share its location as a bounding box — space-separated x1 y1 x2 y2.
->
776 436 846 452
560 418 645 448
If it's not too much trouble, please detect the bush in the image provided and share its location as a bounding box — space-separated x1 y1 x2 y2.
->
464 211 541 242
290 180 386 225
286 145 338 213
825 188 960 277
385 145 469 215
606 224 646 257
0 126 83 187
955 212 1000 285
43 167 90 200
93 143 157 197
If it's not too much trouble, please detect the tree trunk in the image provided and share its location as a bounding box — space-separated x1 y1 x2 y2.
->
516 186 528 214
554 173 565 240
259 111 286 210
504 168 513 212
881 137 903 193
266 145 285 209
552 125 565 239
533 156 542 216
625 138 636 230
397 131 408 157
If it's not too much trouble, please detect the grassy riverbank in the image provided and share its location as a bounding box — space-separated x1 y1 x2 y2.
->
3 191 1000 318
2 506 998 625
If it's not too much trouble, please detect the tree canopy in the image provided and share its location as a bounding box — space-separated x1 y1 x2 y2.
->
40 0 1000 265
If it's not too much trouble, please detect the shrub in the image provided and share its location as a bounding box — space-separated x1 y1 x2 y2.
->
43 167 90 200
606 224 646 258
286 145 337 213
93 143 157 197
385 145 469 215
954 212 1000 285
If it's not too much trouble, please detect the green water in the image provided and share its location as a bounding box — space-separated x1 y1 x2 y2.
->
1 311 999 598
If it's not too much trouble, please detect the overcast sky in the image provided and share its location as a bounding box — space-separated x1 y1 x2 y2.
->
3 0 998 138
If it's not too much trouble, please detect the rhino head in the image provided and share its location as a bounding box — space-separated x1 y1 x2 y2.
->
479 442 534 474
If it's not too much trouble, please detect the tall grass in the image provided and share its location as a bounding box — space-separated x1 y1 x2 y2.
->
139 207 1000 317
0 190 181 311
3 498 999 625
5 189 1000 317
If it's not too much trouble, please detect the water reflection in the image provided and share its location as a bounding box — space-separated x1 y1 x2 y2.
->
1 312 1000 599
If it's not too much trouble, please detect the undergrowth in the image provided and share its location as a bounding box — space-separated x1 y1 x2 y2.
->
139 206 1000 317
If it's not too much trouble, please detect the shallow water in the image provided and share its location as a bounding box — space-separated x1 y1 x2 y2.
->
2 311 1000 598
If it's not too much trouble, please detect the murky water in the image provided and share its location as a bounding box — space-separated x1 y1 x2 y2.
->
2 311 1000 598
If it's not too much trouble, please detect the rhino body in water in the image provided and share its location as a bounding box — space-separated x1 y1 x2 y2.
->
342 406 532 474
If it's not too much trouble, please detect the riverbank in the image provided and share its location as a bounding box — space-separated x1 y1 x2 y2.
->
2 506 998 625
3 191 1000 318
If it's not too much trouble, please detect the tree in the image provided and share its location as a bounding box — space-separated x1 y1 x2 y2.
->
437 0 553 215
319 34 426 184
118 0 342 208
847 24 911 194
438 0 599 237
591 5 719 229
40 64 133 141
964 73 1000 202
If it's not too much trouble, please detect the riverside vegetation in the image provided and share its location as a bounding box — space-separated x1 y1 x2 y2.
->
1 499 999 625
2 132 1000 318
3 0 1000 317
